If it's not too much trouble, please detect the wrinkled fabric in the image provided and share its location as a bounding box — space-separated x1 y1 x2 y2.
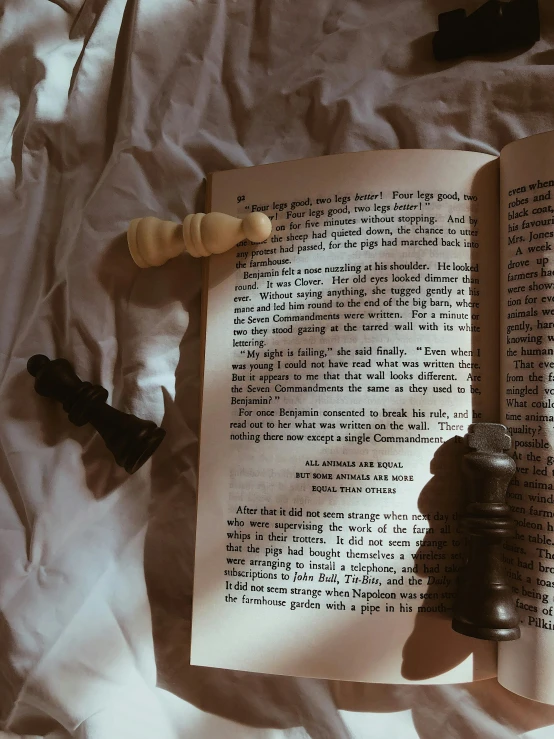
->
1 0 554 736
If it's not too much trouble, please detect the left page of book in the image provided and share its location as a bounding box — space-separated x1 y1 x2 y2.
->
192 149 499 683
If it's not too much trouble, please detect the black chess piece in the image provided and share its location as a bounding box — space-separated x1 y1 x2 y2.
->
27 355 166 474
452 423 520 641
433 0 540 61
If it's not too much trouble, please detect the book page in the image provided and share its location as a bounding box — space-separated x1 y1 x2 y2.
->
498 130 554 703
192 149 499 683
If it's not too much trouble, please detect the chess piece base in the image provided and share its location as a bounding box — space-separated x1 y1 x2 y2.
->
452 620 521 641
120 423 165 475
127 219 150 268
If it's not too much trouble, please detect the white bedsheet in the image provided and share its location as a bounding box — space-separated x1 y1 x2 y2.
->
2 0 554 736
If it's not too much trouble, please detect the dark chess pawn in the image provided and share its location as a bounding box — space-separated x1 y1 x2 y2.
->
452 422 520 641
27 355 166 474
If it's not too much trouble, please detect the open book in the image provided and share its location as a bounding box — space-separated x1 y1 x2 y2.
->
190 129 554 704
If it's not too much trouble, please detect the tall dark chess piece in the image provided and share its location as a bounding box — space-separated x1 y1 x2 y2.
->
452 423 520 641
27 355 166 474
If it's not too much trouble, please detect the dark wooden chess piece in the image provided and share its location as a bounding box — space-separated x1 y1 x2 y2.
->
433 0 540 61
452 423 520 641
27 355 166 474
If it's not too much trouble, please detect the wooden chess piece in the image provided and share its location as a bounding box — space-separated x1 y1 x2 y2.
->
127 212 272 268
27 355 166 474
452 423 520 641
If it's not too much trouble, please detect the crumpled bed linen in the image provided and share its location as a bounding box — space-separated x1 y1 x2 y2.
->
1 0 554 737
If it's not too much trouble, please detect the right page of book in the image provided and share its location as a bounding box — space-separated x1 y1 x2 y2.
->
498 130 554 704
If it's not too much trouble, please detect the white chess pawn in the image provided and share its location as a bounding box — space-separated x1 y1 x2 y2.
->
127 212 272 268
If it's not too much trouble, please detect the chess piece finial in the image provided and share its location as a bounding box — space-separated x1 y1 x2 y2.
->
28 355 166 474
452 422 520 641
127 212 272 268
